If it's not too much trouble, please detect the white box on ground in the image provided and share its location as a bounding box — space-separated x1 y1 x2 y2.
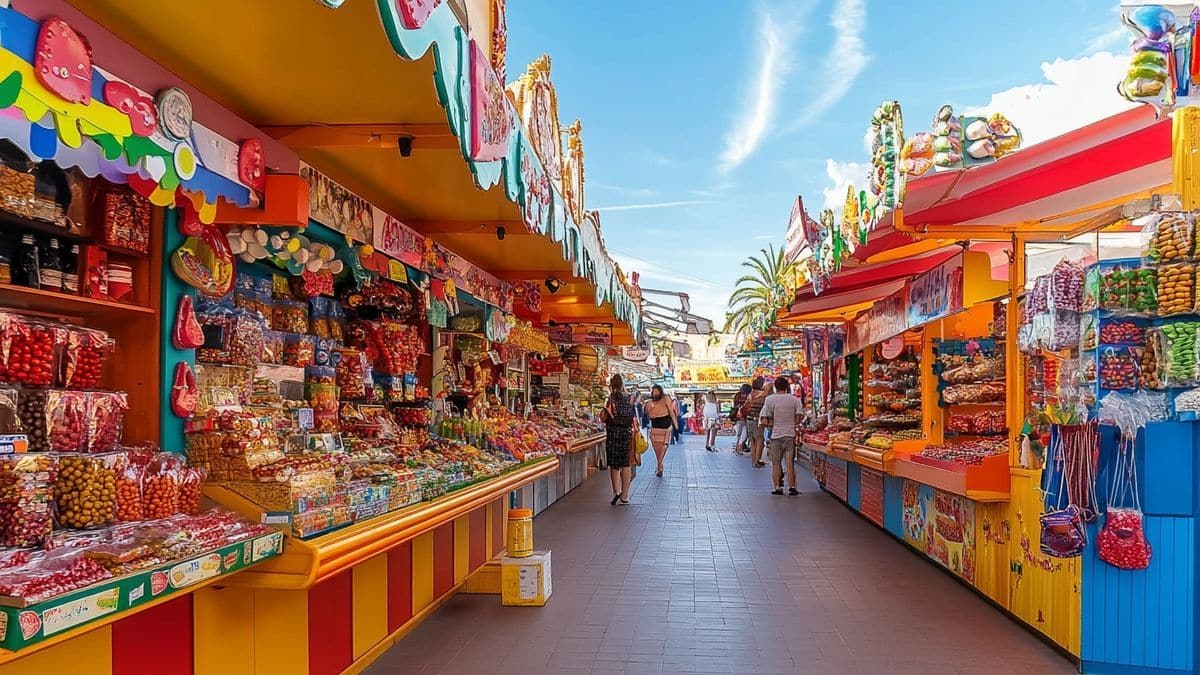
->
500 550 552 606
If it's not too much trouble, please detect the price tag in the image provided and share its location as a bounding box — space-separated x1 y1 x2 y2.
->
388 259 408 283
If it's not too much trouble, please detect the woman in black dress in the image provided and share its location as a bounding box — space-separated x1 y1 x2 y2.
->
602 374 637 505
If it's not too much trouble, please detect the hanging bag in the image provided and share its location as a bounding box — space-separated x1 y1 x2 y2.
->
1039 423 1095 559
1097 432 1152 569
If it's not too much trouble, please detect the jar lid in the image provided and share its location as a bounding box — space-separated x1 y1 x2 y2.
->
508 508 532 519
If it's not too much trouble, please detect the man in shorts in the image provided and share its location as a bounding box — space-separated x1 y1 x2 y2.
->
759 376 801 495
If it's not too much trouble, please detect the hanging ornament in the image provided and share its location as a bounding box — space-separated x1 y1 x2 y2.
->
172 222 234 297
238 139 266 192
156 87 194 141
34 18 93 105
171 362 199 418
103 81 158 137
172 294 205 350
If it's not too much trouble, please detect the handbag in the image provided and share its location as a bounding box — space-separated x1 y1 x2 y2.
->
1039 423 1097 559
1097 434 1151 569
1040 506 1086 558
634 431 649 455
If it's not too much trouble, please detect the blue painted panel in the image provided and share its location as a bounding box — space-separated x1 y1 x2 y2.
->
1141 422 1194 517
1082 514 1194 673
883 474 904 539
846 463 862 511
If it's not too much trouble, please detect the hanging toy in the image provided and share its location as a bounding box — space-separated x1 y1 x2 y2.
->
172 294 204 350
1119 5 1178 110
337 243 376 289
172 222 234 297
171 361 199 418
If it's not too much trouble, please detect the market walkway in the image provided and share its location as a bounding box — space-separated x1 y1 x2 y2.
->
367 436 1075 675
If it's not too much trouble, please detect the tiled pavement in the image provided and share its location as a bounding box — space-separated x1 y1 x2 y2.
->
367 435 1077 674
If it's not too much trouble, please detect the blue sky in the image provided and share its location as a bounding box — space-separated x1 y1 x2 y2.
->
505 0 1132 324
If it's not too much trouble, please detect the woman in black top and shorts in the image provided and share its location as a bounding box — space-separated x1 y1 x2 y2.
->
642 385 678 478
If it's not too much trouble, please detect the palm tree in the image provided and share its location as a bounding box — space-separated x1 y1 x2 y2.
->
725 245 797 342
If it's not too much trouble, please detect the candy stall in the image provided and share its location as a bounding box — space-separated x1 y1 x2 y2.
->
0 1 642 673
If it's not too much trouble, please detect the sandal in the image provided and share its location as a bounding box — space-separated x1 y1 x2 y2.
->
753 462 766 468
610 493 621 506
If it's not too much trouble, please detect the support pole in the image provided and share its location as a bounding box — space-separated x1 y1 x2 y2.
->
1173 106 1200 208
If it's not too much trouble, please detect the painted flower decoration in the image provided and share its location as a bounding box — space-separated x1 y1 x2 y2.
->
103 80 157 137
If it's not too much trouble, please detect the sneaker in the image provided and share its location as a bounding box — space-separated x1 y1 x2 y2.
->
771 488 784 496
788 488 800 496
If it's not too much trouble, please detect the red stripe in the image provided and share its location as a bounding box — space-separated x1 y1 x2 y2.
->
111 595 194 675
308 571 353 675
433 522 454 597
469 507 487 570
491 499 504 555
911 123 1170 227
386 541 413 633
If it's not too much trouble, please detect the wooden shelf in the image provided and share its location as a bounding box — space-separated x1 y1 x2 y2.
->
0 284 154 319
892 452 1010 502
0 210 88 243
206 457 558 590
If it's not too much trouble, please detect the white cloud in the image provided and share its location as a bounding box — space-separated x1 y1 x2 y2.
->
789 0 868 129
962 52 1136 147
821 158 870 216
717 8 795 173
753 234 775 240
596 200 711 212
633 148 679 168
591 182 660 199
1083 26 1126 55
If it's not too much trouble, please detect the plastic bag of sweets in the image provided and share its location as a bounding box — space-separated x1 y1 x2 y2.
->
1157 322 1200 387
1082 265 1100 312
0 388 19 434
179 466 205 515
60 327 113 389
143 453 183 519
0 454 56 547
1128 268 1158 315
227 310 266 367
86 391 128 453
335 347 368 399
1098 266 1130 312
1141 329 1166 390
1144 212 1195 264
1156 263 1195 316
1044 311 1081 351
113 454 145 522
0 548 112 603
1100 347 1141 391
54 453 118 529
8 315 65 387
310 297 331 339
1048 259 1085 313
46 389 90 453
328 300 346 342
283 333 316 368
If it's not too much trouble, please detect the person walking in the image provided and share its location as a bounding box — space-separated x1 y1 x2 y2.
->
642 384 677 477
731 383 751 455
702 390 720 452
746 377 769 467
601 374 638 505
759 376 802 495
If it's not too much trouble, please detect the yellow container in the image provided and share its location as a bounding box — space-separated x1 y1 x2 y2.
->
501 550 552 606
506 508 533 558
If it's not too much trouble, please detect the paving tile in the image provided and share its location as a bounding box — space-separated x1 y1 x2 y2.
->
363 437 1076 675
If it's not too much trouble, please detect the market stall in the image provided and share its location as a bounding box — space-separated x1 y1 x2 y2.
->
0 1 641 673
784 84 1200 673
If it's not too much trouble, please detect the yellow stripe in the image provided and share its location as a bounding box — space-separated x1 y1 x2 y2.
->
351 555 388 660
0 625 111 675
193 586 255 675
253 589 309 675
485 501 495 558
411 531 434 614
453 514 470 583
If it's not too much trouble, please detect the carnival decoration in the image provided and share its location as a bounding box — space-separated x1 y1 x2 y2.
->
237 139 266 193
34 18 93 105
508 55 562 184
562 120 586 224
900 132 934 177
961 113 1022 166
840 185 860 254
1118 5 1178 109
397 0 442 29
867 100 904 227
155 87 193 141
932 105 963 171
103 81 156 137
224 226 343 277
171 222 234 297
337 243 378 289
469 41 509 162
490 0 508 83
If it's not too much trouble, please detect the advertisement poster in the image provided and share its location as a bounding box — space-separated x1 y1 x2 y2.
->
825 458 848 502
907 254 964 328
866 289 907 345
675 365 729 385
571 325 612 345
901 480 976 583
859 467 884 526
300 162 373 243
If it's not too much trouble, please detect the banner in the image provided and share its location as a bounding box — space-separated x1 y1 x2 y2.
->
902 481 976 583
547 324 571 343
571 325 612 345
907 253 964 328
675 365 729 385
867 290 907 344
301 162 373 243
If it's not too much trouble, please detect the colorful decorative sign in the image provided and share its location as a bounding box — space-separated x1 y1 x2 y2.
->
547 324 571 343
621 346 650 362
931 105 963 172
784 196 812 264
469 41 509 162
34 18 93 105
906 253 964 328
571 324 612 345
867 100 904 227
900 132 934 177
519 146 551 233
865 289 907 345
675 364 729 385
859 467 884 526
490 0 508 83
902 481 976 583
300 162 373 243
509 55 562 184
396 0 442 29
562 120 585 224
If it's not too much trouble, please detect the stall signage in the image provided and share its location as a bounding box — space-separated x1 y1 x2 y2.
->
468 40 510 162
907 254 964 328
676 365 729 385
784 196 811 263
546 324 571 343
859 467 884 526
301 163 373 243
866 289 907 345
621 346 650 362
373 210 426 269
571 325 612 345
902 481 976 583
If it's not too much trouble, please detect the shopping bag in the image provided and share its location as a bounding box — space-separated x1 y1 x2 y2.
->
634 432 649 455
1040 506 1086 558
1097 507 1151 570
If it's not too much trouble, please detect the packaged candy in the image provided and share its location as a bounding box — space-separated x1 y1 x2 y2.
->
7 316 64 387
47 389 90 453
1099 347 1141 391
60 327 113 389
1143 211 1194 263
0 454 56 547
179 466 205 515
1047 259 1085 313
1156 263 1194 316
114 454 145 522
143 453 183 519
335 347 368 400
55 453 118 528
87 391 128 453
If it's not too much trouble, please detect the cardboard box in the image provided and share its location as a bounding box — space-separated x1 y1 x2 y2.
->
500 550 551 606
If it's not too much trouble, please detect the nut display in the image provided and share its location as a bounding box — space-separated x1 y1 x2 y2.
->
1142 329 1165 389
1146 212 1194 263
55 455 117 528
1156 263 1194 315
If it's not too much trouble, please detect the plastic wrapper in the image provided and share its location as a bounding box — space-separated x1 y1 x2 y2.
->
1048 259 1085 312
196 308 266 367
0 454 56 547
6 316 64 387
1143 211 1194 264
1031 311 1081 351
942 382 1005 404
1156 263 1194 316
1141 329 1166 389
283 334 316 368
1081 314 1098 351
1155 322 1200 386
114 454 145 522
96 184 151 256
1128 268 1158 314
1099 347 1141 391
60 327 113 389
940 356 1004 384
1099 320 1143 345
87 391 127 453
179 466 205 515
308 382 339 432
0 548 112 603
0 387 19 434
233 273 271 319
260 330 286 366
143 453 183 519
54 453 118 529
271 299 309 334
310 297 331 339
335 348 368 400
46 390 89 453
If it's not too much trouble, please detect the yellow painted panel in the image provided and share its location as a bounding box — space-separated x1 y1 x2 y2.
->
485 501 495 559
194 586 254 675
972 501 1011 608
352 555 389 660
411 531 434 614
0 625 111 675
453 515 470 584
253 589 309 675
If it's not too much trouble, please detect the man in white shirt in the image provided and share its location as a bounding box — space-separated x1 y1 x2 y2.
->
759 376 801 496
